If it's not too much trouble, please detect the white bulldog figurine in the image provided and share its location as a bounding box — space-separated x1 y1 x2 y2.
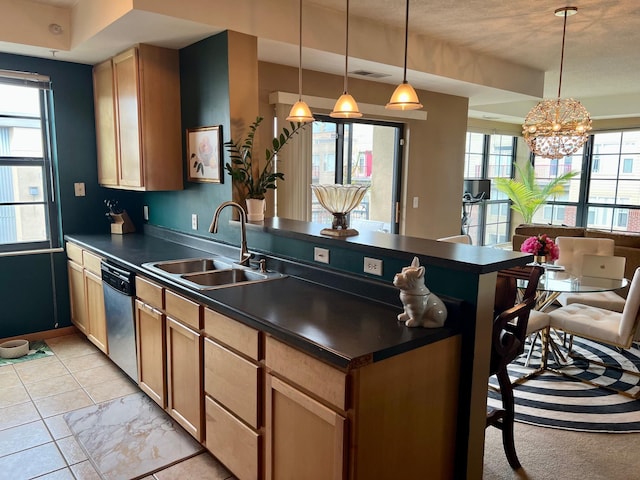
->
393 256 447 328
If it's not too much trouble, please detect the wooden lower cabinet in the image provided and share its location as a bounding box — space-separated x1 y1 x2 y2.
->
166 316 203 440
67 260 87 335
66 243 108 353
84 270 108 353
265 374 346 480
135 299 166 407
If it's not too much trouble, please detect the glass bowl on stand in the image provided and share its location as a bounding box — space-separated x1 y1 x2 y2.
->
311 184 369 237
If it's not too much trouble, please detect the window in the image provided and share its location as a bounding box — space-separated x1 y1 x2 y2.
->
0 70 59 253
463 132 516 246
311 115 402 234
537 129 640 233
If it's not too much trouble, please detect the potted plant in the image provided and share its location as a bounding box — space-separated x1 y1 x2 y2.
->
224 116 308 221
494 161 579 224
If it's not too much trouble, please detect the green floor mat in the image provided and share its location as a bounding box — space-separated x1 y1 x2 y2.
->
0 340 54 366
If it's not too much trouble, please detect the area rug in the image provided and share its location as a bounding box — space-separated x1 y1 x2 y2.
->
0 340 53 366
64 392 204 480
488 336 640 433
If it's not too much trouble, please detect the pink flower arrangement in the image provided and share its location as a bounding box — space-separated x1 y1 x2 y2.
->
520 234 559 262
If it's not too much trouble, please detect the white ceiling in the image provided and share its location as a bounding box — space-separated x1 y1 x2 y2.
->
5 0 640 124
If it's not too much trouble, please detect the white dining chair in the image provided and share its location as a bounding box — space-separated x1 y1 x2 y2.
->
437 234 472 244
546 267 640 397
554 236 626 312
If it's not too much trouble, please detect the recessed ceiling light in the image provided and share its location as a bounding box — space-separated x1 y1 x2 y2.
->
48 23 63 35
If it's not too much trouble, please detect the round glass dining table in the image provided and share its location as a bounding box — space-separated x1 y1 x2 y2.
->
514 267 629 382
517 269 629 312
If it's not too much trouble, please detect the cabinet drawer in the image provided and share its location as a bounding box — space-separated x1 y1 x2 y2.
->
136 276 163 309
204 308 260 361
82 250 103 275
204 337 260 428
265 336 347 411
66 242 83 264
205 395 259 480
166 289 201 330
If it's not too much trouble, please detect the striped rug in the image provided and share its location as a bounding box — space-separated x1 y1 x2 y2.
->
488 336 640 433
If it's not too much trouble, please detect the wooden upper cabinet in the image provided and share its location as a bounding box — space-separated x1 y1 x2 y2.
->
93 59 117 186
93 44 183 191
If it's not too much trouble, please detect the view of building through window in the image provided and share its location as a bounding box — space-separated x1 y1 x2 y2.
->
310 117 401 234
0 79 57 252
463 132 515 246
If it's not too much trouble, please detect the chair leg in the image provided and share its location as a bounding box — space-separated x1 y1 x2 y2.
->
496 368 521 470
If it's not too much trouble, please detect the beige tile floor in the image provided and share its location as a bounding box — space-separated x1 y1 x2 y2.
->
0 333 235 480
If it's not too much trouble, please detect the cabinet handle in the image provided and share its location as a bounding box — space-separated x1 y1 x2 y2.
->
141 302 161 316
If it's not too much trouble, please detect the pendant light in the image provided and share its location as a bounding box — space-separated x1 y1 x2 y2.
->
386 0 423 110
287 0 314 122
330 0 362 118
522 6 591 159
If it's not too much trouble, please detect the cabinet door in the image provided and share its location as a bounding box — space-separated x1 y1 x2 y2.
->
112 47 143 188
68 260 87 335
135 300 166 407
93 59 118 186
166 316 202 440
265 374 345 480
84 270 108 354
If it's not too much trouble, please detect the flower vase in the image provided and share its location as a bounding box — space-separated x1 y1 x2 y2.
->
533 255 546 265
246 198 265 222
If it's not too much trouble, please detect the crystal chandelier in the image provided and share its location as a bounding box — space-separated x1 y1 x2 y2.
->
522 7 591 159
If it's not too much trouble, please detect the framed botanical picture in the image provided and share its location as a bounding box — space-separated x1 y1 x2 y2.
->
186 125 223 183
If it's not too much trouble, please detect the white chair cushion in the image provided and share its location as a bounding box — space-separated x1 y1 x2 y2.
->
556 291 626 313
548 303 624 346
526 310 550 335
555 237 615 276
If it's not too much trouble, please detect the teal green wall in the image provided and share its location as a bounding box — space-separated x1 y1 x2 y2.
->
144 32 235 245
0 52 111 338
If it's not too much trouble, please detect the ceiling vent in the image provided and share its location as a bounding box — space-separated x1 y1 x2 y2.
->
350 69 390 79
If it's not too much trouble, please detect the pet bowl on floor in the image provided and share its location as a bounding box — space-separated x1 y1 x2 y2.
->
0 339 29 359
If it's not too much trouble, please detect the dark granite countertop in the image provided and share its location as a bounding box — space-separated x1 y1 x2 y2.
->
63 230 476 369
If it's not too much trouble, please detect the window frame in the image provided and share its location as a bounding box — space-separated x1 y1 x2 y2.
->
0 72 60 254
535 128 640 233
463 132 516 246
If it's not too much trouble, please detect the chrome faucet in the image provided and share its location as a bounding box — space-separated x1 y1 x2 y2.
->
209 201 251 266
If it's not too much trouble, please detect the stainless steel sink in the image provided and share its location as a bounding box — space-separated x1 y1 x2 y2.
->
141 256 285 290
149 257 232 274
181 269 269 287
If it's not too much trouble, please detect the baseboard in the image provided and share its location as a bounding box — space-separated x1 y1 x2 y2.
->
0 325 78 343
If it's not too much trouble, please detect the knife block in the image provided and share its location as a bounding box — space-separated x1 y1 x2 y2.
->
110 210 136 234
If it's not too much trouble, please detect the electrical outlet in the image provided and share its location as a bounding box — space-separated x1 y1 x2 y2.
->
143 205 149 221
364 257 383 276
73 182 85 197
314 247 329 264
191 213 198 230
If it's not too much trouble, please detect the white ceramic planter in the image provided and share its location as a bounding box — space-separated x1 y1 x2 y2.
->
246 198 265 222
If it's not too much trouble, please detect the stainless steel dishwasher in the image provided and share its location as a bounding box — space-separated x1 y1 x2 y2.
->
101 261 138 382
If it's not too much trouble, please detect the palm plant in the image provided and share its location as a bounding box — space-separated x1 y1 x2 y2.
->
494 161 579 224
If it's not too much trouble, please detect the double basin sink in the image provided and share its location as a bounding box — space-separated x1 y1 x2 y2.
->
141 255 285 291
